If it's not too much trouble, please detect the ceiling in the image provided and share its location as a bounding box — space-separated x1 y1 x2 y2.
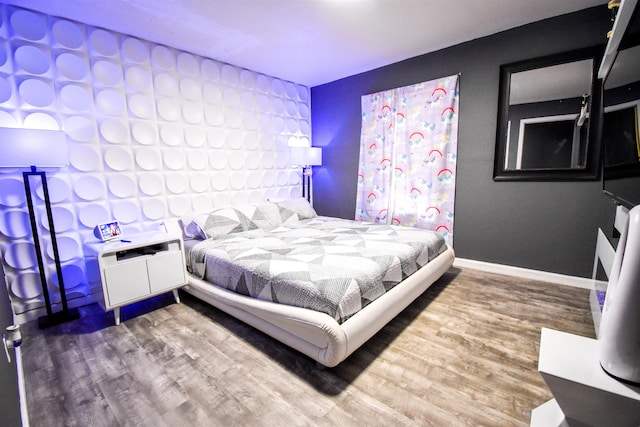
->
3 0 606 87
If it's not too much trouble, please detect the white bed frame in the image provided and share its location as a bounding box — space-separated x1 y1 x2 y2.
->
182 245 454 367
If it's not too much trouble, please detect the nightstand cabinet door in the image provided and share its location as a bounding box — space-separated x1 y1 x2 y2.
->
104 259 151 306
147 251 185 293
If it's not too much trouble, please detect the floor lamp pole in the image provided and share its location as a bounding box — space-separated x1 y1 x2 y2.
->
23 167 79 328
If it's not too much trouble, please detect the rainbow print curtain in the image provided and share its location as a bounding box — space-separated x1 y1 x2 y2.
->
355 74 459 246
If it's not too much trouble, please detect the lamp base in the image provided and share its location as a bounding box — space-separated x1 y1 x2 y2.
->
38 307 80 329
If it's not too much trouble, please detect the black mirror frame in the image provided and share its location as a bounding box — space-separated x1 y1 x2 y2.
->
493 46 603 181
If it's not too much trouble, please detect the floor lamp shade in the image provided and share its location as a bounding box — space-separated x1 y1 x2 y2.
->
290 146 322 202
290 146 322 167
0 127 78 328
0 128 69 167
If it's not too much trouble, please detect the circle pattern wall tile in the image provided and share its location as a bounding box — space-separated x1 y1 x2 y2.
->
189 173 209 192
95 90 126 115
165 173 188 194
224 109 241 128
19 78 54 107
157 98 180 121
43 206 75 232
211 172 229 191
52 20 84 50
297 85 309 101
46 236 79 262
0 178 26 207
131 121 156 145
159 124 182 146
100 119 129 143
245 151 260 170
74 175 104 200
221 65 238 85
60 84 92 111
78 203 109 227
208 150 227 169
112 200 139 223
177 52 198 76
135 148 160 170
285 82 297 99
125 67 151 91
56 53 88 80
138 173 163 195
184 126 205 147
162 148 186 170
129 94 154 119
203 83 222 104
180 78 201 100
64 115 96 142
151 45 174 70
201 59 220 81
257 75 270 93
4 242 36 269
90 29 118 57
104 146 133 171
191 194 212 213
240 70 255 89
69 144 101 172
121 37 148 64
182 102 202 124
15 45 50 75
36 176 70 203
10 272 42 299
168 196 189 217
92 60 122 86
206 128 224 148
10 9 47 41
230 173 246 190
154 73 177 96
204 106 223 126
108 174 136 198
0 210 30 238
187 150 207 170
142 198 165 220
54 264 85 291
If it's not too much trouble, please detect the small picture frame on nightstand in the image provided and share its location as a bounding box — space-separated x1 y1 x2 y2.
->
95 221 122 241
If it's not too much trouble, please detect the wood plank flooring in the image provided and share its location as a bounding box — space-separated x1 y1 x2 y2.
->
20 267 595 426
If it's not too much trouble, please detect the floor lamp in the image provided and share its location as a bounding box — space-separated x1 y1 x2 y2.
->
290 146 322 202
0 128 80 328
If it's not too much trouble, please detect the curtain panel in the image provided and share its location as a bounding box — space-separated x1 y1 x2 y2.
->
355 74 459 246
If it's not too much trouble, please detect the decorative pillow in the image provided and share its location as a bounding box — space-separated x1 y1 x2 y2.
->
193 203 283 239
192 208 248 239
179 215 206 240
273 198 317 223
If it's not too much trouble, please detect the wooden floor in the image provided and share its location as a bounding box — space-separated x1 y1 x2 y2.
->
20 267 595 427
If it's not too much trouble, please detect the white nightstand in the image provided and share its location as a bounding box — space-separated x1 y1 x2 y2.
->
531 328 640 426
85 231 186 325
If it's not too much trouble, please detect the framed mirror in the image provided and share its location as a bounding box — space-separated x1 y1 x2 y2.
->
493 47 602 181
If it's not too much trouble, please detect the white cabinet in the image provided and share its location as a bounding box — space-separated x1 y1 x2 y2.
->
85 231 186 325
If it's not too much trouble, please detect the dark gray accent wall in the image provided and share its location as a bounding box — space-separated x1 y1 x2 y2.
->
311 6 619 278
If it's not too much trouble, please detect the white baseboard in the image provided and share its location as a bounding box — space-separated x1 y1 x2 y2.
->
453 258 605 290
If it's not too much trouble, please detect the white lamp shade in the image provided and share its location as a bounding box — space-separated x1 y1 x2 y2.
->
0 128 69 167
290 146 322 166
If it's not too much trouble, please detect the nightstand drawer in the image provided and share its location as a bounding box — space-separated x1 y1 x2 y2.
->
147 251 185 293
104 259 151 306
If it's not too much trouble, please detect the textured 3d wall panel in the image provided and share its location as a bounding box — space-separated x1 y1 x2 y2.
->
0 5 311 317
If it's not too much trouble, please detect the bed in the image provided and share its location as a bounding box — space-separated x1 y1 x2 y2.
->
165 198 454 367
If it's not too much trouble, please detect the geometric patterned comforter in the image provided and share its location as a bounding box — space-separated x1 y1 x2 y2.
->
188 216 447 324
